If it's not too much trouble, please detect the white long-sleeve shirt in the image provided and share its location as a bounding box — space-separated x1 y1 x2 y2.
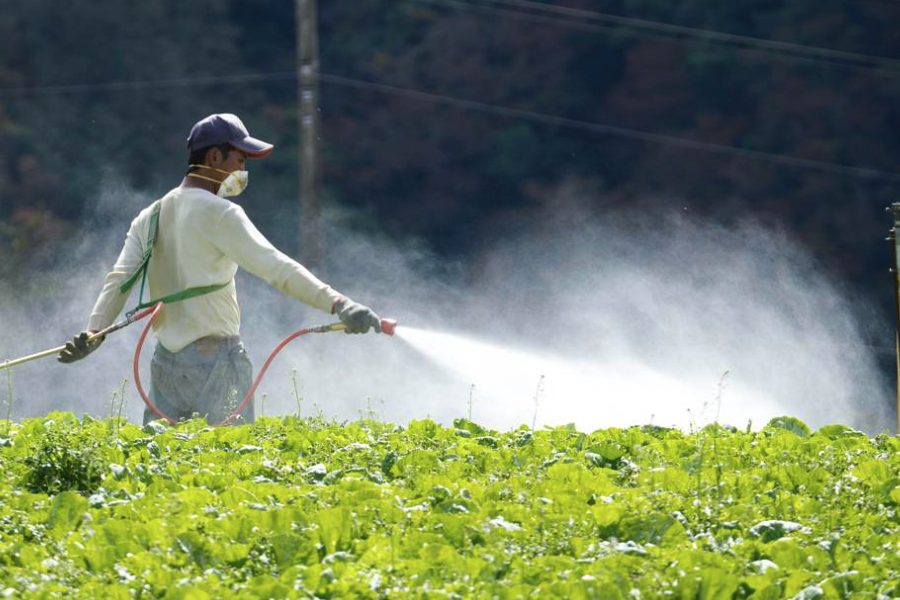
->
88 185 342 352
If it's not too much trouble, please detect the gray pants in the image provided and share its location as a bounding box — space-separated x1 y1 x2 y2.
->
143 336 255 426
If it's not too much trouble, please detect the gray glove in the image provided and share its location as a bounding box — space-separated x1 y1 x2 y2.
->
58 331 105 364
333 298 382 334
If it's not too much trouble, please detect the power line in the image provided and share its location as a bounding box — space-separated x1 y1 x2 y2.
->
0 70 898 182
410 0 900 78
317 73 900 183
0 72 297 97
485 0 900 69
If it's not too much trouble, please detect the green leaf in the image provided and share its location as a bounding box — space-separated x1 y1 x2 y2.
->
476 436 500 448
676 567 740 600
749 520 806 543
162 587 212 600
453 418 486 435
815 424 865 438
434 498 480 514
380 450 399 477
47 491 89 536
764 416 811 437
316 507 353 555
175 531 216 569
618 513 685 546
221 543 250 567
585 444 625 468
767 538 808 570
852 460 891 487
390 450 439 478
271 533 316 567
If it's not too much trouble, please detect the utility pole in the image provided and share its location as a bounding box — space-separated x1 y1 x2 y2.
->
296 0 323 272
887 202 900 433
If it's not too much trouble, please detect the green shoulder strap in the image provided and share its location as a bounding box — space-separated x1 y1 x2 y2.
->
119 201 161 298
119 200 228 313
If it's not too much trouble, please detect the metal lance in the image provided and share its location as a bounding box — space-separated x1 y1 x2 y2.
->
886 202 900 433
0 306 157 372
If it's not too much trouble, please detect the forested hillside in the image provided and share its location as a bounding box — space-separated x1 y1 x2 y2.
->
1 1 898 311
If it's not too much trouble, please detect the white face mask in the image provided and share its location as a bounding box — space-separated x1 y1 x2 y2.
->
216 169 249 198
187 164 249 197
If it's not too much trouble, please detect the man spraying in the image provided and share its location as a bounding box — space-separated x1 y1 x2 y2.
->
58 113 382 425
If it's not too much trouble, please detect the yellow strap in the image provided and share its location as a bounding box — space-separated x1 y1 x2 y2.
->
186 172 221 185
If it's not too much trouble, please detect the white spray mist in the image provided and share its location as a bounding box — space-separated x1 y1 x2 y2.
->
0 183 890 433
396 326 781 432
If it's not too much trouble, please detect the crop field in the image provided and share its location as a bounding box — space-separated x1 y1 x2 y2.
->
0 413 898 599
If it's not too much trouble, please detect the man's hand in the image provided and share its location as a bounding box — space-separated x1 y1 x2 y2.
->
58 331 105 364
333 298 382 334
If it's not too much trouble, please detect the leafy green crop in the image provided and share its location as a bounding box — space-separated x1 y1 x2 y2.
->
0 412 898 599
20 414 106 496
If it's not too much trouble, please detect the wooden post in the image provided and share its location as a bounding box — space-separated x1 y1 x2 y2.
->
296 0 323 272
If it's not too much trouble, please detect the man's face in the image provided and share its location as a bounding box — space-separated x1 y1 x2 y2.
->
209 146 247 178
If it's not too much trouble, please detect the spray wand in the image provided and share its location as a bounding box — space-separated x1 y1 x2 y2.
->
0 304 398 427
0 305 159 372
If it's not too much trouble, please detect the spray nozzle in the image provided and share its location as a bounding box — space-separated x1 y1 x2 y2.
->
319 318 398 336
380 319 398 336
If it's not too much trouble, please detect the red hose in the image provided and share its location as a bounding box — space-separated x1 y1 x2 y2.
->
132 304 169 423
132 303 319 427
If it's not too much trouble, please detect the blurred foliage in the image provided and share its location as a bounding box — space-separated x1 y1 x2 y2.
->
0 0 898 313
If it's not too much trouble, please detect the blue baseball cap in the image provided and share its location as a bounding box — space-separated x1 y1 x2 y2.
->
186 113 274 158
